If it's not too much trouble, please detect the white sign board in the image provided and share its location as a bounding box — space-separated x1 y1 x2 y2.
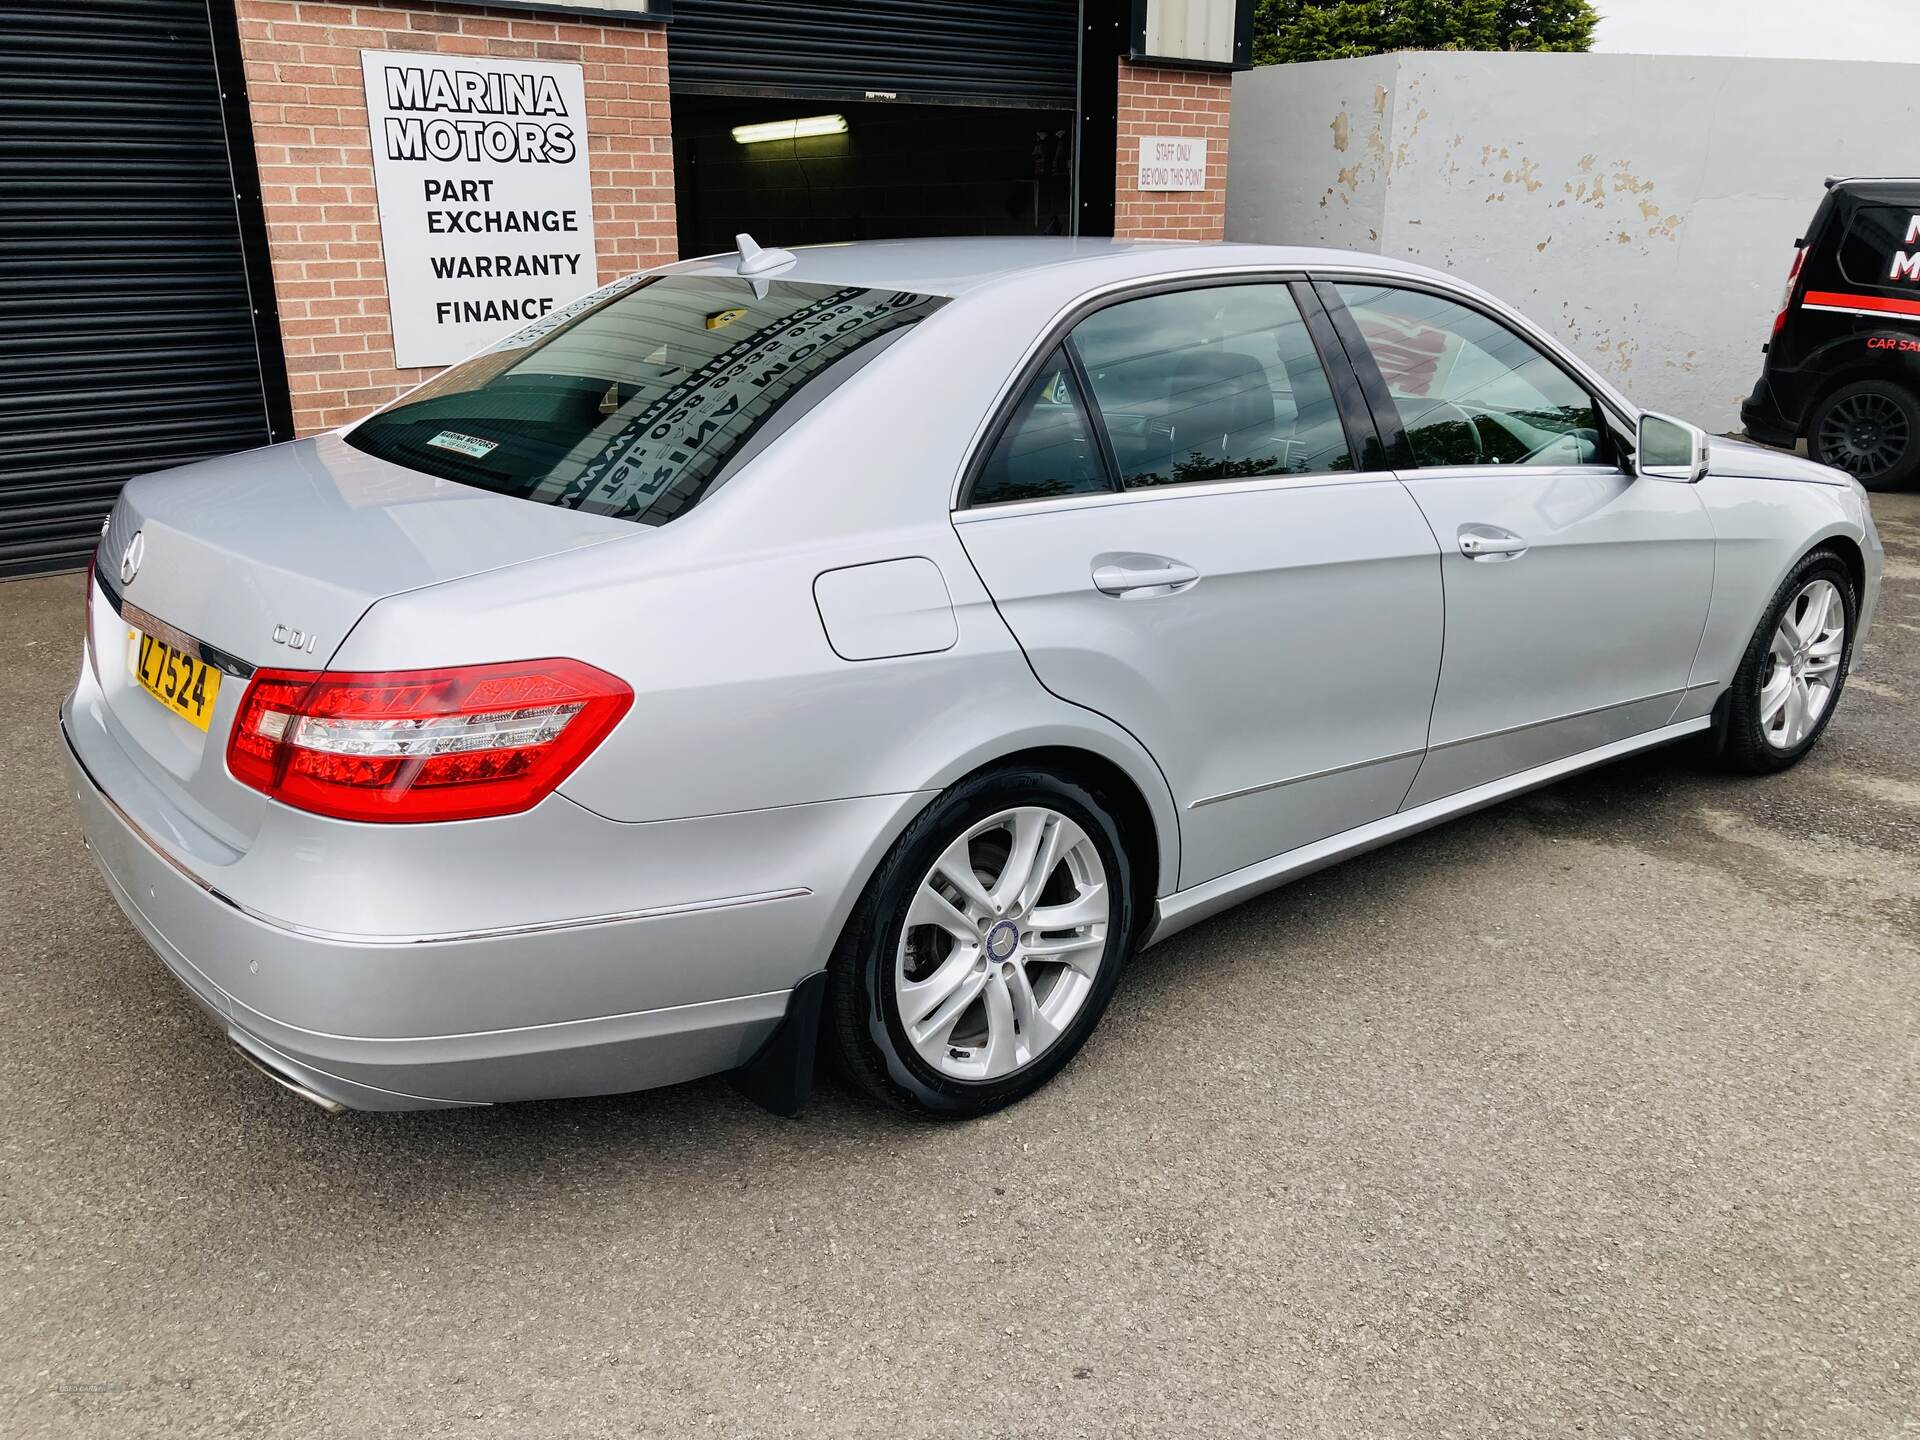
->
1137 135 1209 193
360 50 598 368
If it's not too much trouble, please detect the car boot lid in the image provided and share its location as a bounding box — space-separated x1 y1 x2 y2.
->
99 432 634 669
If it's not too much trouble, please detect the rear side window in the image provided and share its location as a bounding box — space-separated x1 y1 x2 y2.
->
1335 284 1609 469
1070 283 1353 487
347 274 944 525
1836 204 1920 293
971 348 1112 507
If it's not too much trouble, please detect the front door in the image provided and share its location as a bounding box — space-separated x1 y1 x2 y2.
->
954 279 1443 889
1323 280 1716 808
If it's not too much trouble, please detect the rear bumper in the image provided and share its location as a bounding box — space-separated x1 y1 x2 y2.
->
61 698 925 1112
1740 374 1799 448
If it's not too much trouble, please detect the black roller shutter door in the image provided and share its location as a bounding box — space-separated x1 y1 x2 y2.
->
669 0 1080 109
0 1 286 579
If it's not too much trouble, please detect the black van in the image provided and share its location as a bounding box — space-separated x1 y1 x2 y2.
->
1742 177 1920 490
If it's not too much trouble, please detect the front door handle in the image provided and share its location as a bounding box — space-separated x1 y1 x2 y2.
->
1458 525 1529 561
1091 553 1201 598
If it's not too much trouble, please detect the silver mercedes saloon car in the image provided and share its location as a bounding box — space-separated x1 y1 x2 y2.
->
64 237 1883 1119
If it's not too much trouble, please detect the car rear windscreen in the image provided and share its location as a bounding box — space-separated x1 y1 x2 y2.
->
346 273 945 525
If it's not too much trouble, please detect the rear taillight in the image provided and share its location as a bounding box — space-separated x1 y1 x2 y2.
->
1773 246 1807 337
226 658 632 823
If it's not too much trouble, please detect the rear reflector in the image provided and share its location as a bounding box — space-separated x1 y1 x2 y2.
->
1773 246 1807 336
84 553 100 683
226 659 632 822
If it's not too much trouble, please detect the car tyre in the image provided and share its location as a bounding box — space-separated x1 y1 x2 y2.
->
1719 549 1857 774
1808 379 1920 491
828 766 1137 1119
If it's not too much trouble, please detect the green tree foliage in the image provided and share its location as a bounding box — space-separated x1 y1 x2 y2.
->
1253 0 1599 66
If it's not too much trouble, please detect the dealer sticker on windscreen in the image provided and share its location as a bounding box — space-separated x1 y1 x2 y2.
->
426 430 499 459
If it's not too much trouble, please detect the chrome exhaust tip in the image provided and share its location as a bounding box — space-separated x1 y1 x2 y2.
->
230 1041 348 1115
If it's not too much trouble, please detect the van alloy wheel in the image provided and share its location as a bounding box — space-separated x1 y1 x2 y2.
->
1816 389 1909 478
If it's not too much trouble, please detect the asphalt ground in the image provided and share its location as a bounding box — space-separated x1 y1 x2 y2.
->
3 491 1916 1439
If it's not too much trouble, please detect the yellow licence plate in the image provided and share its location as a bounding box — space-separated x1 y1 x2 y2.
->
130 628 220 732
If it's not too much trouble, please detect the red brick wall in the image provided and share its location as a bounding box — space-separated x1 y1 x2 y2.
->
235 1 676 435
1113 60 1231 242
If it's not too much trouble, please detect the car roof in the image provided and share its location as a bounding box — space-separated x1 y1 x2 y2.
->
660 235 1440 302
1825 178 1920 203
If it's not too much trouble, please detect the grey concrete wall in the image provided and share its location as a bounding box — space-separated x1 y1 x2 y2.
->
1227 52 1920 431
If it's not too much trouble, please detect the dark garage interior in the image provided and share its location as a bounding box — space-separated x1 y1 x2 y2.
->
663 0 1089 259
672 95 1076 257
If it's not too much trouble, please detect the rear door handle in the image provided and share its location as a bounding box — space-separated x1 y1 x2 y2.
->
1091 553 1201 598
1458 525 1529 560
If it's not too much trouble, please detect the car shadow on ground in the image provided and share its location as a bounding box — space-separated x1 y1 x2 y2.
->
194 744 1744 1185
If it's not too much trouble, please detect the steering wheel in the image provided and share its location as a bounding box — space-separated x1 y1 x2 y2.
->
1407 398 1485 465
1102 411 1164 446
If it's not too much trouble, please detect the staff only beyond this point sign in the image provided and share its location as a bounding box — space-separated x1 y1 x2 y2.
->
361 51 599 369
1137 135 1209 193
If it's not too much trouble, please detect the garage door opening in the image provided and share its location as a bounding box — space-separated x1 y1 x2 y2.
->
672 96 1076 258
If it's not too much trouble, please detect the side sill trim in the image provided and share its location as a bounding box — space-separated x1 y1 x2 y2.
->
63 713 811 947
1426 687 1683 752
1147 716 1712 946
1188 687 1684 812
1191 747 1424 810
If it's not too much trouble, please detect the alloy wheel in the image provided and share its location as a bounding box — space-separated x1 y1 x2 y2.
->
1758 578 1846 750
1816 390 1909 478
894 806 1111 1082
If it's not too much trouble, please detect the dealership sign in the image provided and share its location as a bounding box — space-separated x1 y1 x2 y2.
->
1137 135 1208 193
360 51 598 368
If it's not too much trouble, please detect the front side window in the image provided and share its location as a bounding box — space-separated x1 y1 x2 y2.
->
1335 284 1609 469
1069 283 1353 488
971 348 1111 507
347 274 944 525
1837 203 1920 293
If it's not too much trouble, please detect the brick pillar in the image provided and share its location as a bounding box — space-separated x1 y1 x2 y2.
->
1112 60 1231 241
235 1 676 435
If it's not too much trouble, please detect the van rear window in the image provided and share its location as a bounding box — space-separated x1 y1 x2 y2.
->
1837 204 1920 293
346 274 944 525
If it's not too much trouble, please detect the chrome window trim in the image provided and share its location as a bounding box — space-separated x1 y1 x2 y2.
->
1397 462 1631 483
951 464 1406 524
948 260 1641 514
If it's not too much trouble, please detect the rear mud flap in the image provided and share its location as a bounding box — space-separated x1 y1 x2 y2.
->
731 971 827 1117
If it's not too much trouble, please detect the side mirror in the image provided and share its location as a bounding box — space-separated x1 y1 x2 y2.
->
1634 412 1710 483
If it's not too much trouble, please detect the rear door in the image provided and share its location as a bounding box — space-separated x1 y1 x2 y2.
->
1321 279 1714 808
954 277 1443 890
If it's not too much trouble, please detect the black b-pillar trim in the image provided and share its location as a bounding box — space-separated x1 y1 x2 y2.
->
1076 0 1125 238
205 0 296 445
1312 278 1416 470
1292 280 1389 474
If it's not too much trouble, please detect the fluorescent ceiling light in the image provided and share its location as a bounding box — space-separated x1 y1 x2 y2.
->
732 114 848 145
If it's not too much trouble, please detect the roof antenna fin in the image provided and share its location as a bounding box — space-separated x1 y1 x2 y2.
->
736 232 797 277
